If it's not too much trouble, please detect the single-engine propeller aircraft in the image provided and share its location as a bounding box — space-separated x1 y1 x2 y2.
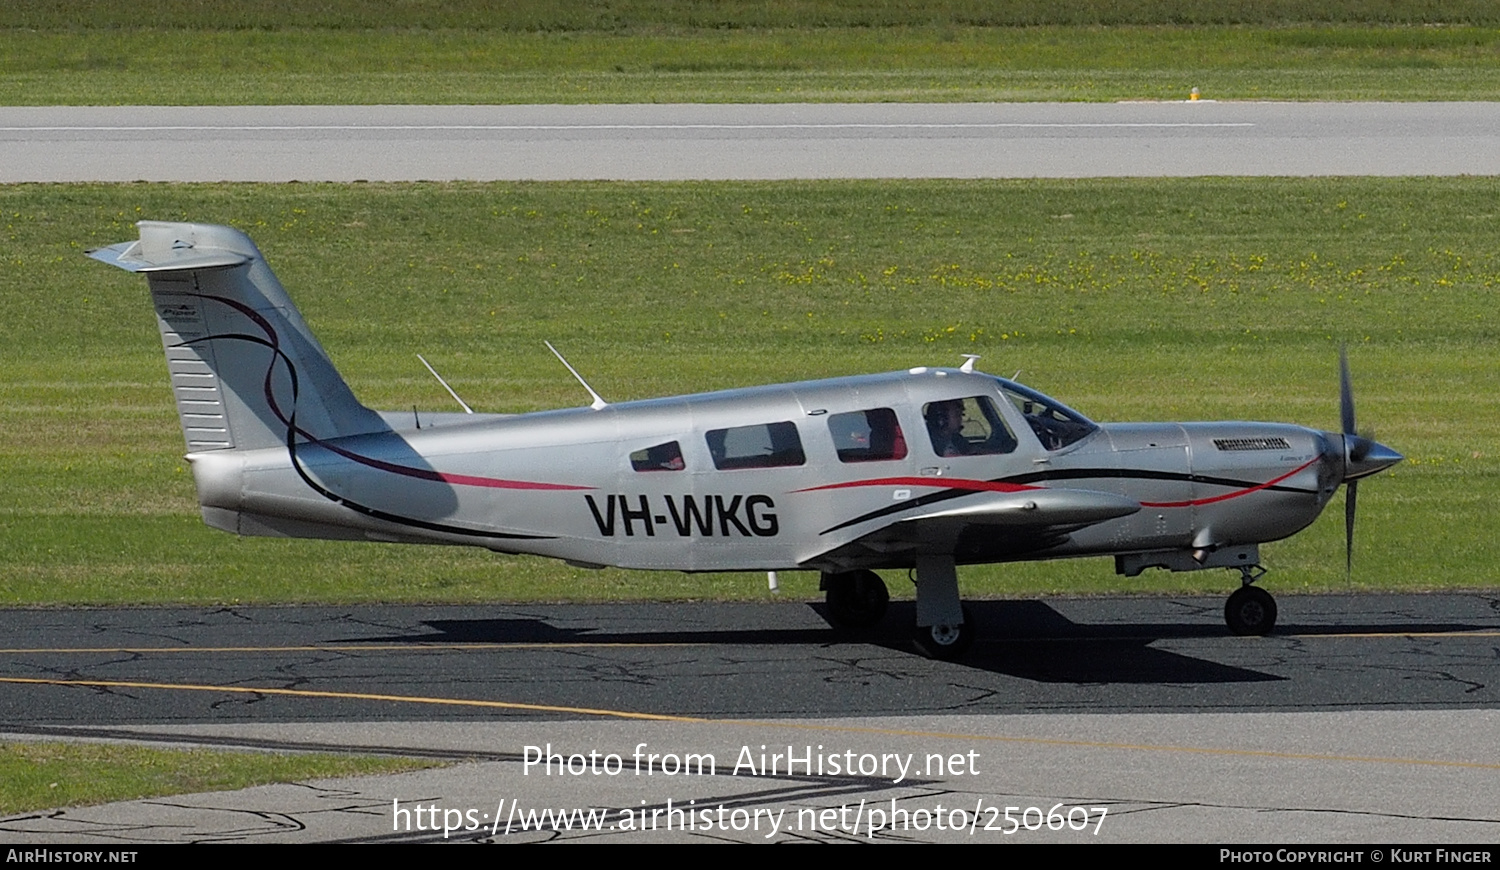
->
90 222 1403 659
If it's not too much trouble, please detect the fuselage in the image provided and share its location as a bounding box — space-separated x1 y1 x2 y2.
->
187 367 1339 574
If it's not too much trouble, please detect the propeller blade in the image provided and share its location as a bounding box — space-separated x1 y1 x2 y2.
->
1341 347 1358 579
1339 344 1356 436
1344 479 1358 577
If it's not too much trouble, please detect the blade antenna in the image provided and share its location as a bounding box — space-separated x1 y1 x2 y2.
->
417 354 474 414
545 341 608 410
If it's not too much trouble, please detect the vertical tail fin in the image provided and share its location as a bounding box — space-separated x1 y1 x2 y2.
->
89 221 385 452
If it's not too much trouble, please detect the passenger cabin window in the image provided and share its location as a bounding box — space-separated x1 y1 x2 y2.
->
828 408 907 463
706 421 806 470
630 441 685 472
922 396 1017 457
999 382 1098 451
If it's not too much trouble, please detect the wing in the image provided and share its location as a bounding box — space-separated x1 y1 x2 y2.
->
801 488 1141 571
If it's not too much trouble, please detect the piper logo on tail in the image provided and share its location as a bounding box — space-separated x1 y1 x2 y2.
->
585 494 779 538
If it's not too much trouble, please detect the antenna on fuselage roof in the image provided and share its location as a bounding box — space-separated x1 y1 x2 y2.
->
417 354 474 414
959 353 981 373
545 341 609 411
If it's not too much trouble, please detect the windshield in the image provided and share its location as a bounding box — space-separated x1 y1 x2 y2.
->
995 379 1098 451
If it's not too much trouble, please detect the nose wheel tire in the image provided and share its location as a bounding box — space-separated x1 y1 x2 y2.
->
912 607 975 660
823 570 890 629
1225 586 1277 636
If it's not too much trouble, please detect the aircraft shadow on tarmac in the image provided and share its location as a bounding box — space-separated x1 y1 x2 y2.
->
344 600 1380 684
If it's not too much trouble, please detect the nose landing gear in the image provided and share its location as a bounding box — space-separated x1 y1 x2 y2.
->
911 606 975 660
1224 565 1277 636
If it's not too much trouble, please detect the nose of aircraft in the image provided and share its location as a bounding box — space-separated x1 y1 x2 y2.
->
1342 434 1403 482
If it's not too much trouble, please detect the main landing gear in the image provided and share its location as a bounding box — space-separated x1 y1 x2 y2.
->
821 569 890 629
1224 565 1277 636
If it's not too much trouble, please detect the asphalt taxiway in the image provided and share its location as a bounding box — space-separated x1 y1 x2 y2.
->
3 596 1499 725
2 595 1498 842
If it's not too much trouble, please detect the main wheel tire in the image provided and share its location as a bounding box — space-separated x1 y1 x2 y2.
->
823 570 890 629
912 607 975 660
1225 586 1277 636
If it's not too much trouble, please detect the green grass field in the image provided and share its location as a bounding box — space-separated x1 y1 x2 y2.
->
13 0 1500 29
3 178 1495 606
6 26 1499 104
0 742 435 813
5 1 1500 103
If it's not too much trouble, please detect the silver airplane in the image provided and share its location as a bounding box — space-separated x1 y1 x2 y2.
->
90 221 1403 659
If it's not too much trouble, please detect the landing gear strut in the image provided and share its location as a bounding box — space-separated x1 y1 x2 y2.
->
910 555 974 660
1224 565 1277 636
821 569 890 629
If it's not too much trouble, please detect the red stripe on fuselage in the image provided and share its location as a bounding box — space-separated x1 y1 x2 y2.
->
1140 457 1320 508
794 476 1042 494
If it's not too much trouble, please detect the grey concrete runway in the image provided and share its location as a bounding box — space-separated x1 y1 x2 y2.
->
5 102 1500 181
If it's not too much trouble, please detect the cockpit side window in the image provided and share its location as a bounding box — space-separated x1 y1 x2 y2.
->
706 421 806 470
630 441 685 472
828 408 908 463
999 382 1098 450
922 396 1017 457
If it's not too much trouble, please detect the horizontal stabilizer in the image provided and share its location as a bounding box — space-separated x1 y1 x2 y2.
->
87 240 249 273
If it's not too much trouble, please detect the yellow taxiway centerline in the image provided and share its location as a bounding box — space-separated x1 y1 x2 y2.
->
0 643 701 654
0 676 707 723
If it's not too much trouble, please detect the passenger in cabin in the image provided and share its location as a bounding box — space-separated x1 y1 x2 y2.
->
631 441 685 471
865 409 907 460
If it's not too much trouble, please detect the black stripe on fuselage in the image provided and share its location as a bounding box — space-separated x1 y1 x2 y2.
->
184 297 550 543
817 467 1316 536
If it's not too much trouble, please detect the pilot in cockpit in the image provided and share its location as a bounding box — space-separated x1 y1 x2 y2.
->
924 399 973 457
